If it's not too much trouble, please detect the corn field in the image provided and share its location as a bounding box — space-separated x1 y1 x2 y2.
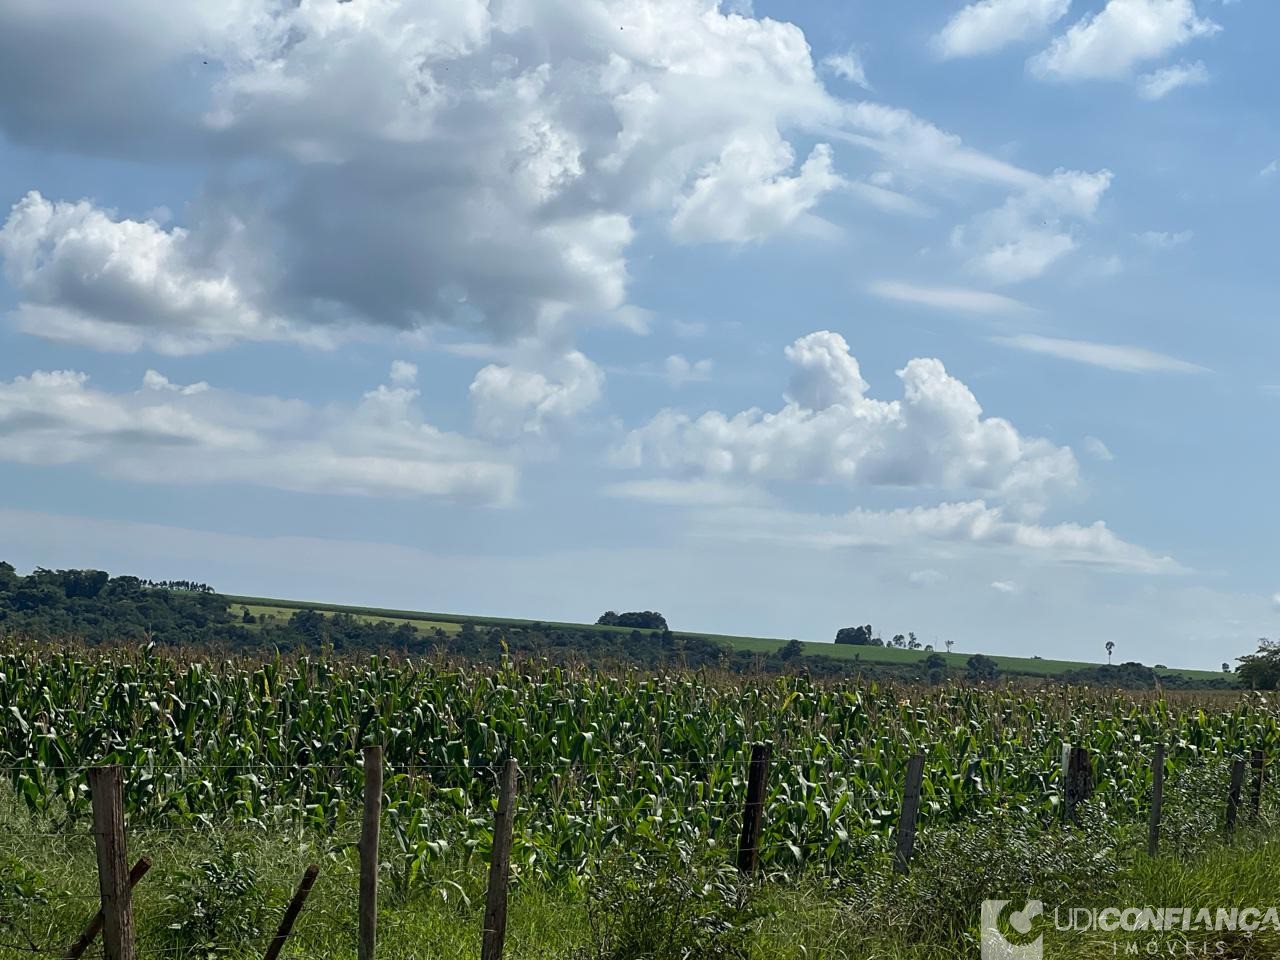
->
1 644 1276 883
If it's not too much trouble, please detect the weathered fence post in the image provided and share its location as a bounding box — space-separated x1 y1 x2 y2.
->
1226 757 1246 835
88 766 136 960
893 754 926 876
359 745 382 960
1147 744 1165 857
737 743 772 877
482 758 519 960
263 864 320 960
1250 749 1265 820
1061 745 1093 824
64 857 150 960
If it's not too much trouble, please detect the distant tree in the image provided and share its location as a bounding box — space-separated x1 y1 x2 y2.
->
923 652 947 673
1223 662 1232 673
891 634 906 649
908 632 921 650
779 639 805 661
923 644 933 652
1237 640 1280 690
944 639 954 654
598 611 668 631
966 654 998 682
835 625 879 646
1105 641 1115 665
596 611 620 626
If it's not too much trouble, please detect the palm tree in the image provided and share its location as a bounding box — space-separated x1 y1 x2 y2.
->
1105 640 1115 665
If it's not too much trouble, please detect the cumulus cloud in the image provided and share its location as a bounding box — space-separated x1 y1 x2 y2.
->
909 568 948 586
991 579 1019 593
1031 0 1220 81
469 351 604 439
953 169 1112 284
616 330 1080 513
869 280 1032 314
993 334 1207 373
934 0 1072 59
1138 59 1209 98
670 137 841 244
0 364 515 504
0 192 315 355
683 500 1179 573
664 355 714 386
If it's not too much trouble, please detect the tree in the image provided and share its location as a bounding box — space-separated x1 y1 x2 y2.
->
907 632 921 650
598 611 668 631
891 634 906 649
944 639 954 654
1237 640 1280 690
779 639 804 661
966 654 998 682
1105 641 1115 665
835 625 879 646
1222 663 1231 673
923 652 947 673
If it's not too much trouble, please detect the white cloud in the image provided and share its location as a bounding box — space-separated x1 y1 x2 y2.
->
469 351 604 439
869 280 1032 314
389 361 419 387
664 355 714 386
993 333 1208 373
909 568 948 586
1137 229 1194 248
684 500 1179 573
1260 160 1279 178
935 0 1072 59
991 579 1019 593
1272 592 1280 612
617 330 1080 513
0 0 851 352
670 136 841 245
822 50 871 89
1031 0 1221 81
954 169 1113 283
1083 436 1115 461
0 192 320 355
1137 59 1209 98
0 364 516 504
605 478 768 507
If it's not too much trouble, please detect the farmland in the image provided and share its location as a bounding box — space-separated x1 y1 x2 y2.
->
2 640 1279 957
228 593 1227 683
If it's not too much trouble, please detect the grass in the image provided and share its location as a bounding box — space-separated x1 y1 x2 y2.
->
225 593 1226 682
5 773 1280 960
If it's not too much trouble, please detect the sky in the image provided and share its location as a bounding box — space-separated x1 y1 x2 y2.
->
0 0 1276 669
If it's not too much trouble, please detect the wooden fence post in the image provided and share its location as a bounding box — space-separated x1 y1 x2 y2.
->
737 743 772 877
1062 745 1093 824
893 754 926 876
263 865 320 960
482 758 519 960
1226 757 1245 835
64 857 150 960
1250 749 1265 820
359 745 382 960
88 766 136 960
1147 744 1164 858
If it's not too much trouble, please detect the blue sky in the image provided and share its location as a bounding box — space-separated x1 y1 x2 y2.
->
0 0 1276 668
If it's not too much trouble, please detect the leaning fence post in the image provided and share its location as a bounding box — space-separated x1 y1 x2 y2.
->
893 754 926 875
737 743 772 877
1147 744 1165 857
1062 745 1093 824
88 766 136 960
1250 749 1265 820
1226 756 1245 835
482 758 519 960
64 857 151 960
263 865 320 960
359 745 382 960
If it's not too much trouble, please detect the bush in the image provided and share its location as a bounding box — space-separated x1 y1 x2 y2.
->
155 849 268 959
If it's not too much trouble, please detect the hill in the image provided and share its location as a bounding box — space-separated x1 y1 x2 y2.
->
228 593 1228 685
